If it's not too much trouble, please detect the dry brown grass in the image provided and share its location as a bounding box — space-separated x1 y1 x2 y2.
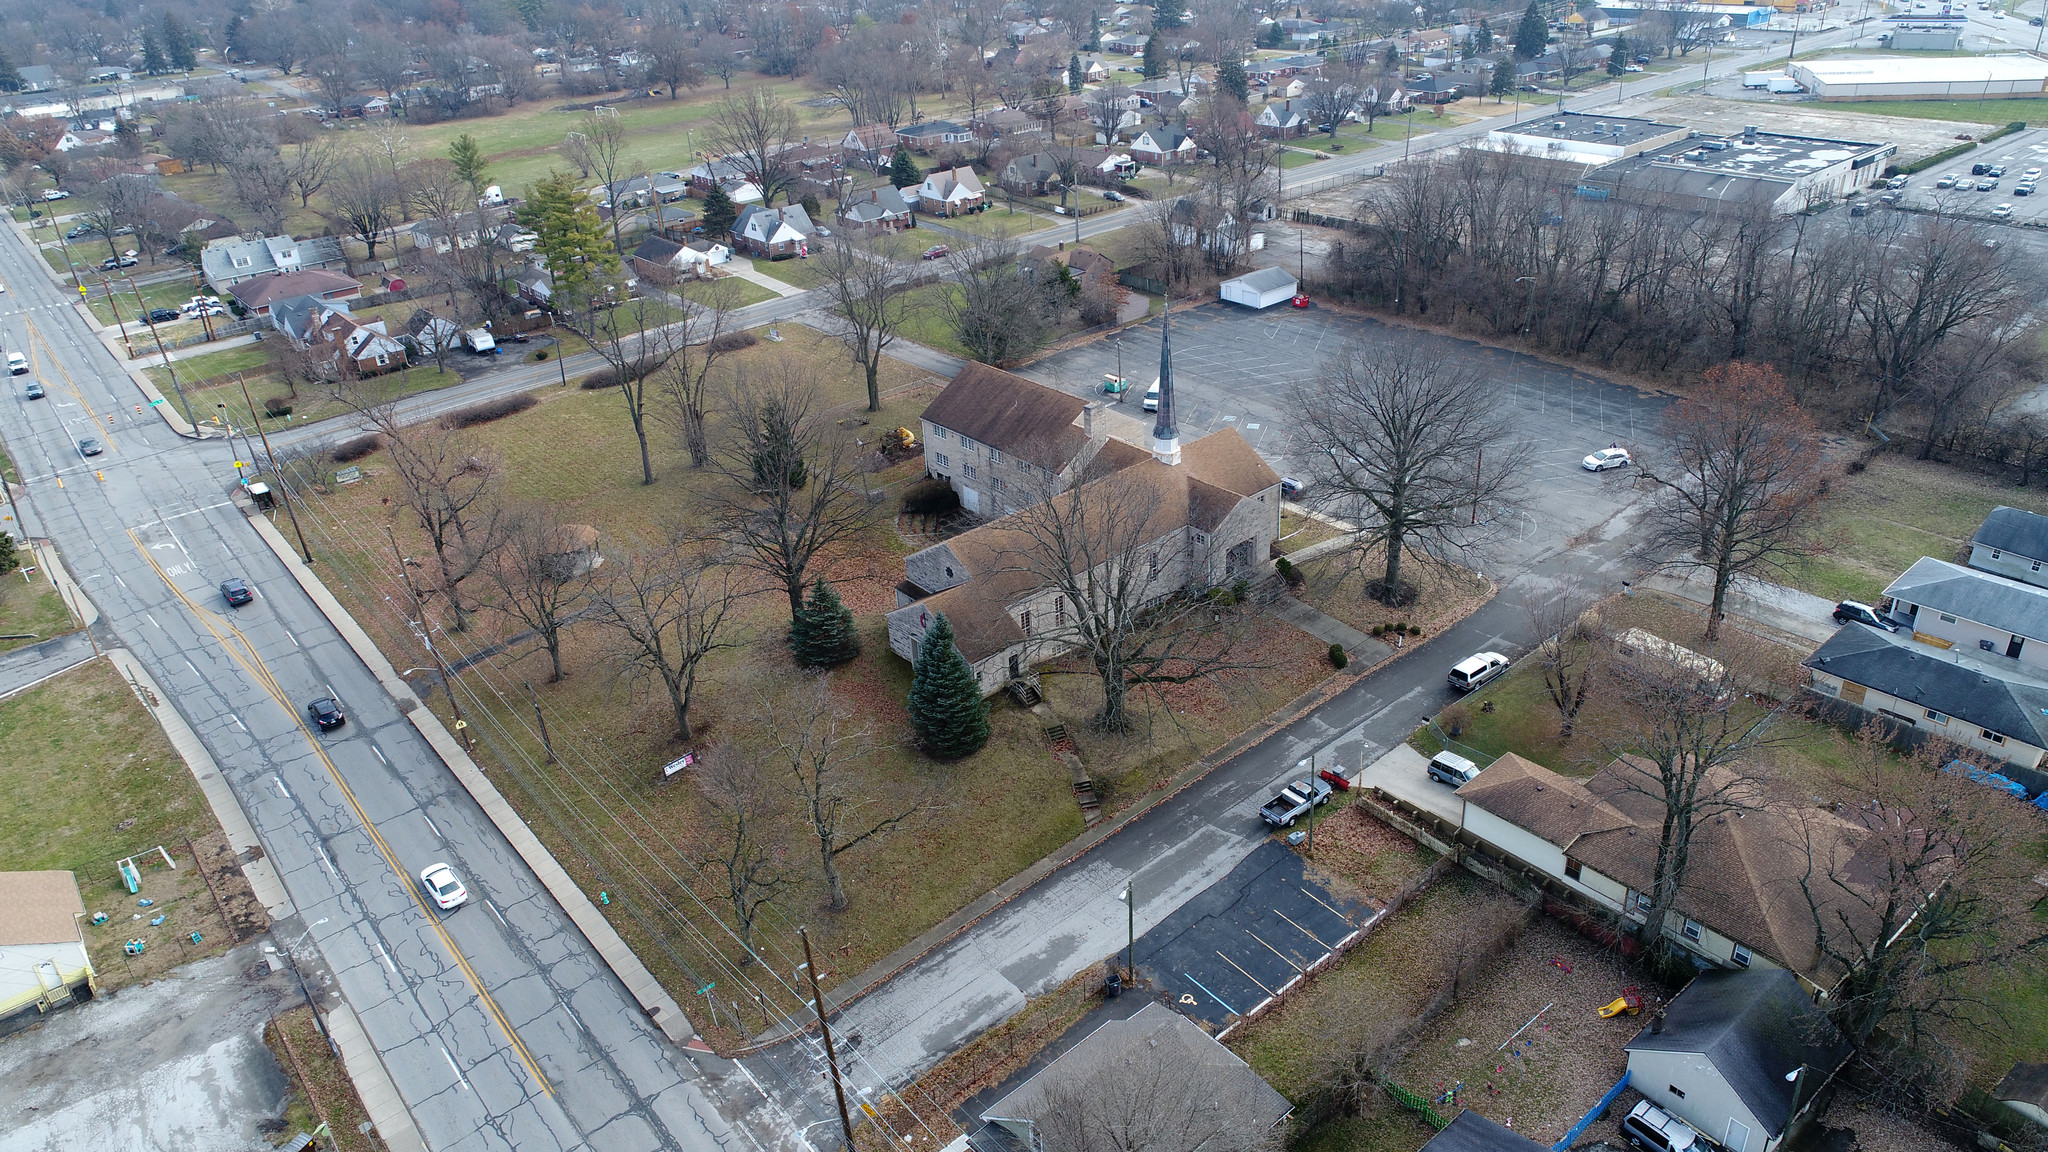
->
1296 547 1497 642
266 1005 384 1152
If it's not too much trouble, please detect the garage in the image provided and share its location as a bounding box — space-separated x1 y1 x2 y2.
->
1218 266 1298 310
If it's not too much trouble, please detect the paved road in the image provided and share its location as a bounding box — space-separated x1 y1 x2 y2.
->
0 170 791 1152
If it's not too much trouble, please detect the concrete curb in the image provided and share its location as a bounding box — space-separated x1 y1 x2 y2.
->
321 998 430 1152
238 501 697 1046
33 539 97 625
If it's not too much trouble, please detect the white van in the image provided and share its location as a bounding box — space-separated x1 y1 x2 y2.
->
6 352 26 375
1426 750 1480 787
1142 378 1161 411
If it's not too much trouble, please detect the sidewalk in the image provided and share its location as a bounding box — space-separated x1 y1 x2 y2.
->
723 255 809 298
1267 594 1389 664
1641 567 1837 647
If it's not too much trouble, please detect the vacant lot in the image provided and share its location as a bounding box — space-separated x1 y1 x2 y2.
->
0 566 79 654
0 659 256 989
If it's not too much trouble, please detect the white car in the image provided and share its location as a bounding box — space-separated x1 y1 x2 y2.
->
1993 203 2015 219
1582 446 1631 471
2024 168 2043 181
6 352 25 375
1447 651 1510 692
420 862 468 910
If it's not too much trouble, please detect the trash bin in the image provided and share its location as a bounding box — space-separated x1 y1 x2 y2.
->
1105 970 1122 998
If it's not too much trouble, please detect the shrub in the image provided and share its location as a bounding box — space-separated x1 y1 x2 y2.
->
705 330 758 355
579 354 669 390
440 392 538 429
1274 556 1298 585
262 397 292 417
1370 623 1386 637
901 479 960 515
1440 702 1472 737
579 371 619 389
1328 643 1348 669
534 349 549 361
331 434 381 463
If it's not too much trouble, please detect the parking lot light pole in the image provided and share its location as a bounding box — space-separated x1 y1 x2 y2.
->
1119 881 1135 981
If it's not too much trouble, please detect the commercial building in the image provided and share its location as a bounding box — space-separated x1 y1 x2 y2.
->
1790 54 2048 100
1576 124 1894 215
1480 111 1692 167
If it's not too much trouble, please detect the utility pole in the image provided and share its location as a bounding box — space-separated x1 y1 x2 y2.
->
801 927 857 1152
238 374 313 564
525 680 556 763
385 524 473 752
1123 880 1135 981
127 281 195 427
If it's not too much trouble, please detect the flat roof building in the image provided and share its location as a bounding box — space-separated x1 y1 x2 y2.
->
1480 111 1692 167
1577 124 1895 214
1790 54 2048 100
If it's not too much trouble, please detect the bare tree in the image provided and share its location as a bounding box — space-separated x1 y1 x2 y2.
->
690 744 789 961
762 677 928 911
641 22 704 99
1032 1019 1285 1152
813 234 912 412
1291 342 1529 604
1795 725 2048 1101
947 237 1066 366
560 131 596 180
373 419 505 630
707 89 800 208
1526 582 1605 739
573 112 632 257
709 367 876 622
325 153 401 264
595 541 745 741
282 138 340 209
654 278 749 468
994 449 1272 734
488 505 598 683
227 149 293 237
558 294 678 486
1632 362 1830 641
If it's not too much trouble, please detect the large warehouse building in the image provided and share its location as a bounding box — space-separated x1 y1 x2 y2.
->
1790 55 2048 100
1575 124 1895 215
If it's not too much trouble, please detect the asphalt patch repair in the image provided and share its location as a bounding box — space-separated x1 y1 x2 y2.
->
1136 839 1376 1034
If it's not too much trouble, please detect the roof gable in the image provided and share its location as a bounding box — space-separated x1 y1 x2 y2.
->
922 363 1089 468
1626 969 1851 1135
1884 555 2048 640
1804 623 2048 746
1974 506 2048 561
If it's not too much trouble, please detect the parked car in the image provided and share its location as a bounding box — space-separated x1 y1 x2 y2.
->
1887 175 1910 189
1142 378 1161 411
1620 1100 1699 1152
139 308 180 324
1936 174 1959 188
2024 167 2042 180
1973 162 1992 175
419 863 468 910
307 696 346 730
1447 651 1510 692
2017 184 2035 197
76 437 102 457
40 189 69 201
1623 63 1644 72
1993 203 2015 218
64 224 97 239
1426 749 1480 787
1832 600 1894 631
1582 446 1631 471
1258 776 1333 828
1990 164 2009 177
1103 189 1125 201
219 577 253 606
22 381 44 399
921 244 950 260
99 253 137 269
1978 178 2000 191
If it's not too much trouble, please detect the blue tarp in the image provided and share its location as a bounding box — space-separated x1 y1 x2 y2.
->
1943 759 2030 800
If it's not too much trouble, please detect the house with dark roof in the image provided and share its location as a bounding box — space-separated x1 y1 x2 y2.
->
1970 506 2048 590
630 236 692 284
1804 623 2048 769
1129 123 1198 166
729 204 815 258
839 123 899 169
1883 555 2048 673
889 308 1282 696
914 167 986 217
896 120 973 153
1256 99 1310 138
1000 152 1064 196
837 185 914 232
269 294 349 345
308 307 407 378
1457 751 1884 988
1625 969 1852 1152
226 269 361 316
1421 1111 1548 1152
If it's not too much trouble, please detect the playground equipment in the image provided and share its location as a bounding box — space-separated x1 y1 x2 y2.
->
1598 986 1645 1018
115 845 177 894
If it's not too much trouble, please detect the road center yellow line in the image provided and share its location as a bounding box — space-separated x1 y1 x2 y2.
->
27 317 117 454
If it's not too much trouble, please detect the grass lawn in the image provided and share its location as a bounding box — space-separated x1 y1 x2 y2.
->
679 276 775 307
1783 455 2048 604
927 209 1057 239
88 278 210 329
145 340 274 389
1277 148 1333 169
0 567 79 654
0 659 254 990
267 1007 382 1152
190 364 461 431
745 254 828 289
1294 548 1496 648
896 281 970 359
1820 97 2048 124
1276 509 1342 554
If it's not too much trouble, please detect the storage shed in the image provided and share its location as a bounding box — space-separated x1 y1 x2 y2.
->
1219 266 1298 309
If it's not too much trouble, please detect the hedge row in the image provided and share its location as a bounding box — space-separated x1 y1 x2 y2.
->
1893 140 1976 177
439 392 538 429
330 434 381 463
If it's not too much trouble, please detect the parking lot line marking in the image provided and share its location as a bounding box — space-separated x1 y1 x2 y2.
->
1244 929 1305 973
1215 949 1276 997
1274 908 1335 950
1183 972 1240 1016
1298 885 1356 924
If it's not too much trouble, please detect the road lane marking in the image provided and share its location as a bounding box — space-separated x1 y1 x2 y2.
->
485 899 506 927
128 528 555 1098
423 813 441 839
376 940 397 974
274 775 290 798
440 1044 472 1091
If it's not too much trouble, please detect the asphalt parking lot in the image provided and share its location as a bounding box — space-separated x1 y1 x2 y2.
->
1023 303 1668 548
1894 126 2048 225
1132 839 1377 1032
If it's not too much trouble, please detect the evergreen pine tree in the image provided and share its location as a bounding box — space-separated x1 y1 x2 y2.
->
1088 12 1102 51
140 29 168 76
800 192 822 220
789 578 861 667
1473 19 1494 55
0 534 19 579
0 46 22 94
161 14 196 71
1514 0 1549 60
1607 33 1630 75
515 170 617 301
1491 61 1517 102
224 15 246 61
1383 42 1400 70
1152 0 1184 31
701 180 739 234
1069 53 1084 93
907 614 990 759
1216 58 1248 102
888 146 922 189
1262 20 1286 48
1141 32 1165 79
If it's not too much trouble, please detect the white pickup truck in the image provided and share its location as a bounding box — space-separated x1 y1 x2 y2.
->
1260 777 1333 828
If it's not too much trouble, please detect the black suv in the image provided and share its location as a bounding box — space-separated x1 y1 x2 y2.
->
139 308 180 324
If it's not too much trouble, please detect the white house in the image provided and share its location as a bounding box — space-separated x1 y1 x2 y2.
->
1625 970 1852 1152
200 234 348 291
1970 505 2048 591
1219 267 1298 309
0 871 96 1026
1130 124 1198 166
1883 555 2048 671
1255 99 1309 138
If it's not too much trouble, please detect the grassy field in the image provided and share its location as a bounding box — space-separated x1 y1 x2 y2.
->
85 279 206 329
679 276 776 307
0 659 253 990
145 340 274 388
0 568 79 654
1820 97 2048 124
1784 455 2048 604
745 254 828 289
895 282 969 358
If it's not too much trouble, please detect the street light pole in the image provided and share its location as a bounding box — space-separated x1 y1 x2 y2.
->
1123 880 1135 981
238 373 313 564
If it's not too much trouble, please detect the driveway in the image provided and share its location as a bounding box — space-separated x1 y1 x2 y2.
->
0 943 300 1152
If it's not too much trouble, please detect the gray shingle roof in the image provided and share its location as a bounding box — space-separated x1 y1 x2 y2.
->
1803 623 2048 747
1974 506 2048 563
1626 969 1852 1137
1884 555 2048 641
1225 267 1298 294
1422 1112 1548 1152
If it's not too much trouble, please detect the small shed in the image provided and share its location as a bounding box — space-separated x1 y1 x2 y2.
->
1219 266 1298 309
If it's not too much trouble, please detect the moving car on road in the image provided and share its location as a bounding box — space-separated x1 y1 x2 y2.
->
220 578 253 606
22 381 43 399
1582 446 1631 471
307 696 346 730
76 437 103 456
6 352 26 375
922 244 950 260
420 863 468 910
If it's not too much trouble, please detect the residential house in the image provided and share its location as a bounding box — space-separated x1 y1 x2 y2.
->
839 123 899 170
729 203 815 258
1456 750 1884 988
1130 124 1198 166
226 269 361 316
201 234 347 292
1000 152 1065 196
1131 76 1206 100
511 264 553 305
309 307 407 378
1969 506 2048 590
494 223 540 253
631 236 695 284
597 174 688 209
1247 54 1326 81
1105 31 1149 54
269 294 348 345
646 203 700 241
0 871 96 1026
1625 969 1853 1152
890 317 1282 695
1256 99 1309 138
1804 623 2048 769
914 167 986 217
1883 555 2048 671
965 1004 1291 1152
411 217 483 254
974 107 1045 144
15 65 59 93
837 185 914 232
1078 147 1139 179
406 309 462 355
1168 200 1242 253
896 120 974 153
1420 1112 1548 1152
685 159 763 203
